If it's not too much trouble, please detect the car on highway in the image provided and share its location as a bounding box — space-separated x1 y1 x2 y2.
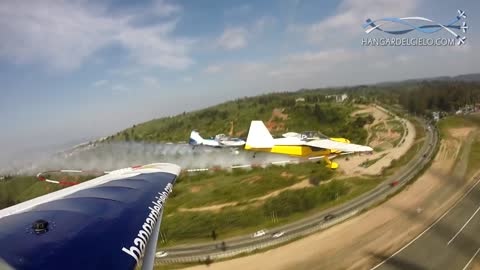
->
155 251 168 258
272 231 285 238
324 214 335 221
390 180 399 187
253 229 267 238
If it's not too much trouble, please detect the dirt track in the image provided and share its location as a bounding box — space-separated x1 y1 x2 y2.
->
184 125 477 270
336 105 415 177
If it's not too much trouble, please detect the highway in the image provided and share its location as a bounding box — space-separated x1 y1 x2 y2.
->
157 117 439 265
371 176 480 270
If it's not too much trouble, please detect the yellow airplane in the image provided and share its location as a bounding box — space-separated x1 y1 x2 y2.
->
244 121 373 169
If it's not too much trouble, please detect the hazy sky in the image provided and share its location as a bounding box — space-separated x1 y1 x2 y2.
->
0 0 479 165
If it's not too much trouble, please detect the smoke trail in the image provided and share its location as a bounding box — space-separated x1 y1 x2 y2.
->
1 142 298 175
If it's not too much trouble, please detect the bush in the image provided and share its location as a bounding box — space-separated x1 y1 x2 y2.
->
309 176 321 186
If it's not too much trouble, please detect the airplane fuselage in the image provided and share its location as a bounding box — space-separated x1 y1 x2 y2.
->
244 136 349 157
244 136 351 169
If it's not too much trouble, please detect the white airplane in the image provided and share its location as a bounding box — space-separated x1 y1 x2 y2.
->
457 9 466 19
214 134 246 147
461 22 468 33
189 130 245 148
244 121 373 169
0 163 181 270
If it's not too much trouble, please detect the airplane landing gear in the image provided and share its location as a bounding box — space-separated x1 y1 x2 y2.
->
323 155 338 169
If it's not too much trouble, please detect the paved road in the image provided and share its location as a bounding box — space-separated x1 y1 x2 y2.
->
372 176 480 270
157 118 438 264
372 129 480 270
371 130 480 270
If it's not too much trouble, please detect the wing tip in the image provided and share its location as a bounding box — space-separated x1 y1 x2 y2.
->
132 163 182 176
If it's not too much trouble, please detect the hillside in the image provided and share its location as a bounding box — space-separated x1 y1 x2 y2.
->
106 92 371 144
105 76 480 145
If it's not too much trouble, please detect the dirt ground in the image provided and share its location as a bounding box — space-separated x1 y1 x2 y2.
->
266 108 288 131
183 124 477 270
336 105 415 177
472 260 480 270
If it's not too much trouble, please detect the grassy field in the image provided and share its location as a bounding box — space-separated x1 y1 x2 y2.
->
160 174 382 246
0 176 57 209
0 174 99 209
159 162 333 243
168 163 333 209
438 116 475 138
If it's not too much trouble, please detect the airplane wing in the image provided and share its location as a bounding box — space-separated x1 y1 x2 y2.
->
305 139 373 153
0 163 181 270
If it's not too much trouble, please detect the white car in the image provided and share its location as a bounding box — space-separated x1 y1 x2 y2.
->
155 251 168 258
272 231 285 238
253 229 267 238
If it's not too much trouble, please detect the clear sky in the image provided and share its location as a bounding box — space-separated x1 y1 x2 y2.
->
0 0 479 166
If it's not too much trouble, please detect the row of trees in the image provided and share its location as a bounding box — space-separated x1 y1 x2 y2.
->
397 81 480 114
299 80 480 116
325 80 480 116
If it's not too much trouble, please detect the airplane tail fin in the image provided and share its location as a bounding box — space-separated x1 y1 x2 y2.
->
189 130 204 145
245 121 275 149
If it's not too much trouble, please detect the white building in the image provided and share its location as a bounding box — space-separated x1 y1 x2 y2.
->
339 93 348 102
432 111 440 121
326 93 348 103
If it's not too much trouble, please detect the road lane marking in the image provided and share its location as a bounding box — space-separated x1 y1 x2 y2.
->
447 204 480 245
462 247 480 270
370 176 480 270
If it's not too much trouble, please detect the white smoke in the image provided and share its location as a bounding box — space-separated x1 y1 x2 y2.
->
1 142 297 175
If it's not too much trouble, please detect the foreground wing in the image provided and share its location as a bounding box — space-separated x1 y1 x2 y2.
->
305 139 373 152
0 163 180 270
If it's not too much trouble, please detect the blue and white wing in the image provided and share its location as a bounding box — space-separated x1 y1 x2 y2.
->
0 163 181 270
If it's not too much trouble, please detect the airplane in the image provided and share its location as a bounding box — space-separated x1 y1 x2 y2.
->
461 22 468 33
244 121 373 169
457 9 466 19
189 130 245 148
0 163 181 270
214 133 246 147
